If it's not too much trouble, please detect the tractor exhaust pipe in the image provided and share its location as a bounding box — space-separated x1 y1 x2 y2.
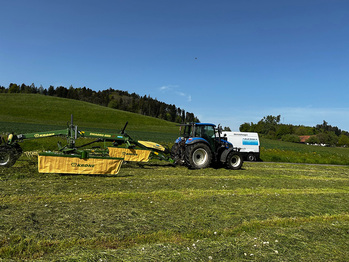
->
121 121 128 134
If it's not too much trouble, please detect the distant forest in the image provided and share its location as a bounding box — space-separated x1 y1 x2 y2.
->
0 83 199 123
240 115 349 147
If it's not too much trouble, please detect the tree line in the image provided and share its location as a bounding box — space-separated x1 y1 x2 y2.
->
240 115 349 147
0 83 199 123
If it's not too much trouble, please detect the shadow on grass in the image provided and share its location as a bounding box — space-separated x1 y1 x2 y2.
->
58 173 135 178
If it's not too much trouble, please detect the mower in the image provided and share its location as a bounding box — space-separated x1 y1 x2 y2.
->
0 115 171 175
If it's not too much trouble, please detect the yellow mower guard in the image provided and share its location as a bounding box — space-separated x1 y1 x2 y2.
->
38 154 123 175
108 147 151 162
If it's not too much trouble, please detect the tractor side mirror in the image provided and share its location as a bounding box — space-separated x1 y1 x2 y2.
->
217 125 223 135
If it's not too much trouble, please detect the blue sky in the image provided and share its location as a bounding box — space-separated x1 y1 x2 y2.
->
1 0 349 131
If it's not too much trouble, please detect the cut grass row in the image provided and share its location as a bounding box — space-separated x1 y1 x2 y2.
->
1 159 348 261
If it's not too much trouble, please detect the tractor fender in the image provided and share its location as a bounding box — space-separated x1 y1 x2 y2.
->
175 137 184 143
220 139 233 148
185 137 209 146
220 148 238 163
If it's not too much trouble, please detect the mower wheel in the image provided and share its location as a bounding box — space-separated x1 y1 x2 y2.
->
225 151 243 170
0 146 17 168
185 143 212 169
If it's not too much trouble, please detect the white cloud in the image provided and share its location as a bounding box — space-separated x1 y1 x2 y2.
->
159 85 192 102
159 85 178 92
176 91 192 102
159 85 171 91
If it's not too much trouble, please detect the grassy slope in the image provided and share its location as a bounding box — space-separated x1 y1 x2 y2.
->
0 94 177 133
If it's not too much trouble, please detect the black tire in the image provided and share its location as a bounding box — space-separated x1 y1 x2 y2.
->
247 153 256 161
185 143 212 169
0 146 17 168
170 143 185 165
226 151 243 170
170 144 178 159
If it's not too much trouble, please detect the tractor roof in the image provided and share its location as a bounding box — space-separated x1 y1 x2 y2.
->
194 123 216 127
177 123 216 127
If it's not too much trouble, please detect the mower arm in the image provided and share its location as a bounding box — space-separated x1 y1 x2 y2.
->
1 128 71 168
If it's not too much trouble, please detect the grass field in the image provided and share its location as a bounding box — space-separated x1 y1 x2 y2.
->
1 158 348 261
1 94 349 261
260 138 349 165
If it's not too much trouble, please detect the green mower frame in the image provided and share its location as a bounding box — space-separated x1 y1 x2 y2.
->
0 115 171 173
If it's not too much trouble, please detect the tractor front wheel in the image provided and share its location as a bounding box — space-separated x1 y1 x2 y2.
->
226 151 243 170
185 143 212 169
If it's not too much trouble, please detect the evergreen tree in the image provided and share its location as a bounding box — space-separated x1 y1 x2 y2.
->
8 83 20 93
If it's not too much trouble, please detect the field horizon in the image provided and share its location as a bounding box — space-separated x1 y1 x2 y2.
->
1 93 349 166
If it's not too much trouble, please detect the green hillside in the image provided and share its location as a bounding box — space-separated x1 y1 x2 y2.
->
0 93 178 136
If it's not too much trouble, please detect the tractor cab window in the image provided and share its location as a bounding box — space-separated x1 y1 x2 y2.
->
180 125 192 138
195 125 216 140
194 126 204 137
204 126 215 138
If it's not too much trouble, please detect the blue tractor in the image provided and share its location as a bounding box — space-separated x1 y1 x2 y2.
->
171 123 243 170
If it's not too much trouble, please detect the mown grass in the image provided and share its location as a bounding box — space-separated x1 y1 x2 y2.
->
1 157 348 261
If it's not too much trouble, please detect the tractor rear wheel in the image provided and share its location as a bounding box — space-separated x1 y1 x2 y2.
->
185 143 212 169
0 146 17 168
226 151 243 170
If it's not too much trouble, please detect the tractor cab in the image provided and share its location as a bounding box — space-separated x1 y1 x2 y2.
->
172 122 242 170
180 123 215 138
178 123 229 151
